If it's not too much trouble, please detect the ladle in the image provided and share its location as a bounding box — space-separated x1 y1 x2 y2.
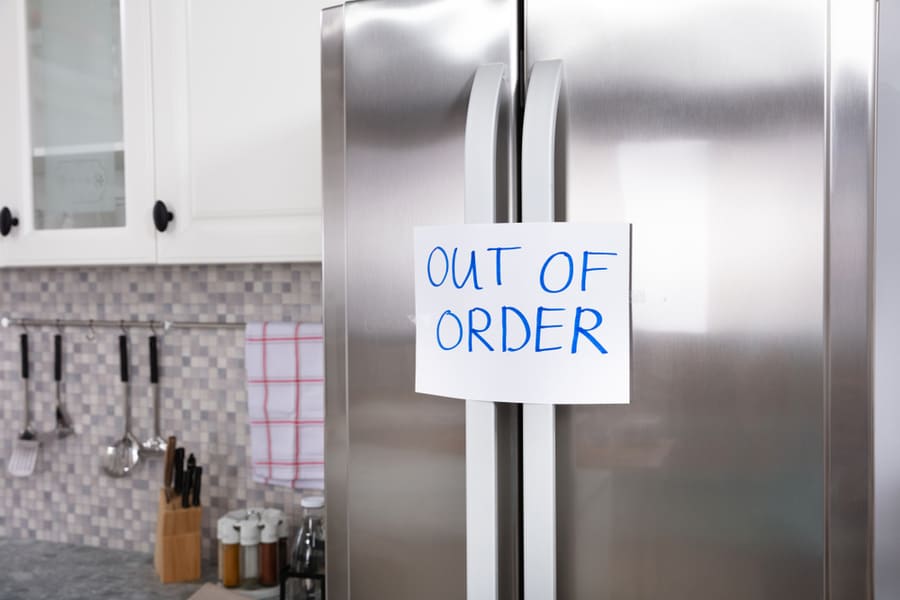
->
141 334 167 455
51 331 75 438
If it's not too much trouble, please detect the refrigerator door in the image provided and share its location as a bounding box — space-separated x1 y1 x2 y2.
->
326 1 519 599
525 1 847 598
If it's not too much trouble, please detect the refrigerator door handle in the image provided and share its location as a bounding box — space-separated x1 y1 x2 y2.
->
464 63 508 600
465 63 507 222
521 59 564 600
522 60 563 222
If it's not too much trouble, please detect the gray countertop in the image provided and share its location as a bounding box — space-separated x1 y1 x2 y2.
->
0 538 216 599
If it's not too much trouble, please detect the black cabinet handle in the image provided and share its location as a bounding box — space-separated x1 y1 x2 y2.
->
0 207 19 237
153 200 174 232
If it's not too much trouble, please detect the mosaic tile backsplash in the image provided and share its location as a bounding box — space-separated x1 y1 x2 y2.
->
0 264 322 558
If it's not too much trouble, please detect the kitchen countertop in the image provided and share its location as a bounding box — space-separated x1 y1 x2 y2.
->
0 538 216 599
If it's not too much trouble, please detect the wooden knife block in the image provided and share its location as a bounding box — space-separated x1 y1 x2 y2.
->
154 488 202 583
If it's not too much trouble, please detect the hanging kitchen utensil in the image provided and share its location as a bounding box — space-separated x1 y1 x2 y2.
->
8 332 39 477
141 334 167 455
51 330 74 438
102 333 141 478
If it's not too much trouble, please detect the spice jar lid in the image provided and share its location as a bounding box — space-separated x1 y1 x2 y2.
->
264 509 289 538
261 518 279 544
276 515 289 539
222 521 240 545
263 508 283 521
301 495 325 509
239 519 262 546
227 507 265 522
217 516 238 540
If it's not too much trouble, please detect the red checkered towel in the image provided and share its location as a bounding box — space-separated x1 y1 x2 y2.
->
245 322 324 490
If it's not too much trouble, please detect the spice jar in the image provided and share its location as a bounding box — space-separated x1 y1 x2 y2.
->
239 519 262 589
217 518 226 583
221 519 241 588
277 511 290 573
263 509 288 576
259 517 280 587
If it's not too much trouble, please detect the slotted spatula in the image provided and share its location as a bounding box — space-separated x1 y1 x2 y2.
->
8 333 39 477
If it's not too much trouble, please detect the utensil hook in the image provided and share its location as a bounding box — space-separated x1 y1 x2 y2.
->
120 320 128 336
55 319 63 335
150 321 158 336
20 321 27 334
86 320 96 341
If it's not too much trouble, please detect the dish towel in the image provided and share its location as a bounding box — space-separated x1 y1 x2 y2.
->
245 322 324 490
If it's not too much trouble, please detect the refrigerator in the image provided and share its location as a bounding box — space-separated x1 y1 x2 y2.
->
321 1 900 599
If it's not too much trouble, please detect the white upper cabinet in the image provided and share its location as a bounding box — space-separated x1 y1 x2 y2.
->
150 0 323 264
0 0 324 267
0 0 157 266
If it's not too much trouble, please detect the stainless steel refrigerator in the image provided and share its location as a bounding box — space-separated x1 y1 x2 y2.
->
321 1 900 599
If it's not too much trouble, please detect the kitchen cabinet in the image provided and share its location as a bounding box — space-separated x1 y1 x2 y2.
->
0 0 325 267
150 0 325 264
0 0 157 266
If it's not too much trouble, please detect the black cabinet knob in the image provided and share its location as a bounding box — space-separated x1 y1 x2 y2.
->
153 200 174 233
0 207 19 237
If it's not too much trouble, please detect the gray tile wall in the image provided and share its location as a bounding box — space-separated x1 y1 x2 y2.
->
0 264 322 559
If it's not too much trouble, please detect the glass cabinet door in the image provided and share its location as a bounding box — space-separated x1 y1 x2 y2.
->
0 0 155 266
28 0 126 230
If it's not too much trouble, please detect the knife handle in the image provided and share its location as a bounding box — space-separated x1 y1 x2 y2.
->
54 334 62 383
182 467 193 509
149 335 159 384
173 447 185 495
163 436 176 489
119 335 129 383
192 467 202 506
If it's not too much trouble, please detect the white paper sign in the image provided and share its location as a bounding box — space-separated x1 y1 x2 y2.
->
414 222 631 405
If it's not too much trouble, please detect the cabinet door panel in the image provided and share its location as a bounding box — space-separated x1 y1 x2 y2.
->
152 0 324 264
0 0 30 266
0 0 156 266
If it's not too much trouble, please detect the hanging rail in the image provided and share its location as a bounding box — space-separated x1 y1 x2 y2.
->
0 316 245 332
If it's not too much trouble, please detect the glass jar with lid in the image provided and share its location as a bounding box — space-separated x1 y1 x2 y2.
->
287 495 325 599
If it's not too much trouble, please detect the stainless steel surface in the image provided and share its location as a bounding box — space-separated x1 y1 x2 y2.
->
0 317 245 331
520 59 564 600
322 5 348 600
875 2 900 597
329 1 879 597
829 1 877 598
527 1 829 597
336 1 518 598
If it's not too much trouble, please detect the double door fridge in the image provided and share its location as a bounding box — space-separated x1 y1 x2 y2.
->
321 1 900 598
